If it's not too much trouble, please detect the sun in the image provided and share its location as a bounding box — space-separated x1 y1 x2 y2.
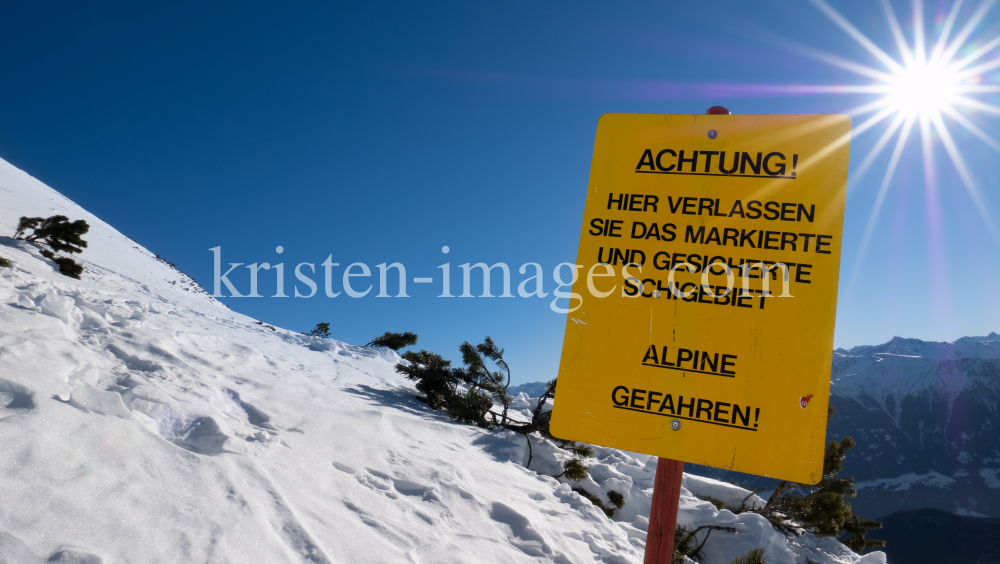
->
883 61 962 116
784 0 1000 289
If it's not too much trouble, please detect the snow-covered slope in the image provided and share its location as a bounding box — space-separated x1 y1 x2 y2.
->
0 156 883 563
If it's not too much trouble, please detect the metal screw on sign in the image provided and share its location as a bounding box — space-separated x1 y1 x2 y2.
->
707 130 718 139
642 104 731 564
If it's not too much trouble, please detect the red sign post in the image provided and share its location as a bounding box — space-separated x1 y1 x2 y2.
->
643 458 686 563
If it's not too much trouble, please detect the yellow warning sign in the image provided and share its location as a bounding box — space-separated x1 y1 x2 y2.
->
549 113 852 484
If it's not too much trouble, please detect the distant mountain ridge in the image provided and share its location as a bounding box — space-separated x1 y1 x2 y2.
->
508 381 550 398
830 334 1000 407
828 333 1000 518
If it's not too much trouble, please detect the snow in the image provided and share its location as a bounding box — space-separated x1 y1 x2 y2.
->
0 156 884 562
981 469 1000 489
956 508 990 517
855 472 957 492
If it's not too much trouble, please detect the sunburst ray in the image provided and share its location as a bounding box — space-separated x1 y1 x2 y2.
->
847 115 916 292
848 112 910 192
937 0 997 64
808 0 906 72
951 35 1000 71
882 0 917 66
928 0 964 63
953 95 1000 115
941 105 1000 154
930 113 1000 246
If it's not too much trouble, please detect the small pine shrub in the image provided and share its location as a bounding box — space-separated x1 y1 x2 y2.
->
571 488 615 518
53 257 84 279
747 404 884 552
367 331 418 350
673 525 698 564
561 458 589 481
155 254 177 268
0 256 10 268
607 491 626 510
14 215 90 279
570 488 624 518
753 438 884 549
398 338 511 429
842 515 886 553
731 547 770 564
397 350 459 410
15 215 89 254
697 495 727 511
445 388 493 427
306 322 331 338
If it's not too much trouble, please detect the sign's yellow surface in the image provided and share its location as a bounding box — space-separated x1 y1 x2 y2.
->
550 113 852 484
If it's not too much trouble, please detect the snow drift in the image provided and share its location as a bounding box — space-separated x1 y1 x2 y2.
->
0 156 884 563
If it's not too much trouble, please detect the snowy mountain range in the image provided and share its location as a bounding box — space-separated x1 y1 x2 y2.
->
828 334 1000 519
0 155 884 563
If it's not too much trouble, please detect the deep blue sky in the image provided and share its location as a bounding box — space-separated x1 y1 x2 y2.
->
2 1 998 384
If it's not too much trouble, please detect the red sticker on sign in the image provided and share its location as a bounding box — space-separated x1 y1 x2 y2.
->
800 395 814 409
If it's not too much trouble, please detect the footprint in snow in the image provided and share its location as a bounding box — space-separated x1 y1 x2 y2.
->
106 344 162 373
0 530 102 563
332 461 355 474
0 379 36 415
488 502 553 557
352 468 441 503
46 548 103 563
224 388 276 431
170 417 228 456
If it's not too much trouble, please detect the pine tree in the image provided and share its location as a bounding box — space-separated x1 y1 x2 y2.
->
750 405 884 551
53 257 84 279
13 215 90 279
306 322 331 338
366 331 418 350
672 525 698 564
396 350 459 410
606 491 626 510
558 459 590 481
454 337 512 424
16 215 89 254
0 256 10 268
13 217 41 240
445 387 494 426
841 515 886 553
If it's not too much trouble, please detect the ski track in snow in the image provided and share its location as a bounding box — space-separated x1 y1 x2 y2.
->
0 156 887 562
